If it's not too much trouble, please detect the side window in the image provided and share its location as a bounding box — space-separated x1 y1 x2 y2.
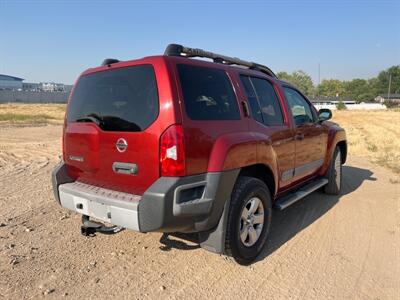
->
283 87 315 125
251 78 284 126
177 64 240 120
240 75 284 126
240 76 263 123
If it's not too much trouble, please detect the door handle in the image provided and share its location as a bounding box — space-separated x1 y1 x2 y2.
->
112 162 138 175
241 100 250 117
295 133 304 141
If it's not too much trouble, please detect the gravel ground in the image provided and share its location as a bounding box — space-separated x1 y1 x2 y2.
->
0 125 399 299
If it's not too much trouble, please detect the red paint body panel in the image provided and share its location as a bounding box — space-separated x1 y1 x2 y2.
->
62 54 346 200
64 57 179 195
168 57 251 176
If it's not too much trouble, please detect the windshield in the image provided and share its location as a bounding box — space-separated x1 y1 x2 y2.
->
67 65 159 132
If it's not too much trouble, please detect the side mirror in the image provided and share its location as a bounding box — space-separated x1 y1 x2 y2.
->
318 108 332 122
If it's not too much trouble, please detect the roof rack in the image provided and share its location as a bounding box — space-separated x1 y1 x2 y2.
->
164 43 277 78
101 58 120 66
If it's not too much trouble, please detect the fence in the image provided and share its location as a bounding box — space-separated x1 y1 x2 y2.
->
0 90 69 103
314 103 387 110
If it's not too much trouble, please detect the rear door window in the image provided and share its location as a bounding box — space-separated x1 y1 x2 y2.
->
177 64 240 120
240 75 284 126
67 65 158 132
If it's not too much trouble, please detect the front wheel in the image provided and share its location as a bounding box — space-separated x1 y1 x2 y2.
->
224 176 272 265
324 146 342 195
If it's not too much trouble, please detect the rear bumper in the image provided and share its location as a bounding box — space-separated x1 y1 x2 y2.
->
58 181 141 231
52 162 239 233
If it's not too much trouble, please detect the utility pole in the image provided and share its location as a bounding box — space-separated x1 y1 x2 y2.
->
318 62 321 86
387 73 392 101
317 62 320 97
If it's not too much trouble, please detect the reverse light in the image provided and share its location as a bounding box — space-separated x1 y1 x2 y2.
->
166 145 178 161
160 125 185 177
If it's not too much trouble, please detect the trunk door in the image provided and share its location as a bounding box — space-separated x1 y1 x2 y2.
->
64 64 160 195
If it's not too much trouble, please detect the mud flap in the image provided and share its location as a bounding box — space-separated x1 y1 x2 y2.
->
198 198 231 254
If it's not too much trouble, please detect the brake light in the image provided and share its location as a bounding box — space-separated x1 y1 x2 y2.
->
160 124 185 177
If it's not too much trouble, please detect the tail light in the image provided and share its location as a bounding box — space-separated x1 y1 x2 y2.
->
160 124 185 177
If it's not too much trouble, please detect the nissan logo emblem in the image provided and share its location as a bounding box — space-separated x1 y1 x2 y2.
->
116 138 128 153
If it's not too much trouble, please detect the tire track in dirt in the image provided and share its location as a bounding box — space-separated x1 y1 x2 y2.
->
0 126 61 222
0 125 399 299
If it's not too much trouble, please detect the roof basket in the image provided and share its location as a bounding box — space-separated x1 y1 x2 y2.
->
164 44 277 78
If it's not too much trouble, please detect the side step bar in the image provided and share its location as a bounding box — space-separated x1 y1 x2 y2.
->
274 178 329 210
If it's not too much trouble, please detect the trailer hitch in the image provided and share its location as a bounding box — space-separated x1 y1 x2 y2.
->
81 215 124 236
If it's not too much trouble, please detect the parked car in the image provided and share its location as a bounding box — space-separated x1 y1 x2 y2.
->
52 44 347 264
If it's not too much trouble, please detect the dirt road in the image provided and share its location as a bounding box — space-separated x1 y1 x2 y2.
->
0 125 399 299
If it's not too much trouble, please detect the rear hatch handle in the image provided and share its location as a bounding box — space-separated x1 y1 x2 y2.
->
112 162 138 175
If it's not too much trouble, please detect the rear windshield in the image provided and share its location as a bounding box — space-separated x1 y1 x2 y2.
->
177 64 240 120
67 65 158 132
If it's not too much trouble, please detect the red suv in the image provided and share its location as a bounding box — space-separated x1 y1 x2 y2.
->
52 44 347 264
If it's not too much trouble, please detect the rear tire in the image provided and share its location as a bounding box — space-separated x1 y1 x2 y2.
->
225 176 272 265
324 146 342 195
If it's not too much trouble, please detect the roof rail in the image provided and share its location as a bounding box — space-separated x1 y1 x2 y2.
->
101 58 120 66
164 44 277 78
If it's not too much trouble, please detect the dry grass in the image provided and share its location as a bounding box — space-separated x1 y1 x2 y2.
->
332 109 400 176
0 104 399 177
0 103 65 125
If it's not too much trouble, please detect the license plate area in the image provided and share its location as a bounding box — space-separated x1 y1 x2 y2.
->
74 196 110 223
59 189 140 231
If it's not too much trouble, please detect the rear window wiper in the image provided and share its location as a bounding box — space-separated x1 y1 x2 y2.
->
101 115 142 132
76 113 104 126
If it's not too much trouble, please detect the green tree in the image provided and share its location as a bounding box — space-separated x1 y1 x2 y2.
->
276 71 291 82
343 79 373 102
375 65 400 95
384 100 397 108
336 101 347 110
277 70 315 96
317 79 345 97
366 77 380 101
277 65 399 102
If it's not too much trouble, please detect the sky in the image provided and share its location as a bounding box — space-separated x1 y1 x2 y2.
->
1 0 399 85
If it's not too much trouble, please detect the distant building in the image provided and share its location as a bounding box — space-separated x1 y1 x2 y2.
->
309 96 356 106
22 82 40 91
310 96 386 110
374 94 400 104
0 74 24 90
39 82 63 92
64 85 73 93
38 82 73 92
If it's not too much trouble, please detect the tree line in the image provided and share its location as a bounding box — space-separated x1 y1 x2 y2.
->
277 65 400 102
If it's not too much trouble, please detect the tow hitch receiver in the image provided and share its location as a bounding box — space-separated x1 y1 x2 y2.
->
81 215 124 236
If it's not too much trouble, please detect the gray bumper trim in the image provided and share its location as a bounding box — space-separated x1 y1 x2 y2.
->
59 182 140 210
52 162 73 203
138 169 239 234
58 182 140 231
52 162 240 249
